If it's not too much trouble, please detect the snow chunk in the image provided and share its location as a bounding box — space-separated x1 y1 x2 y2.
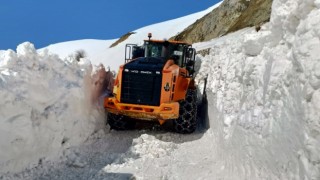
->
105 133 177 172
131 134 177 158
16 42 37 56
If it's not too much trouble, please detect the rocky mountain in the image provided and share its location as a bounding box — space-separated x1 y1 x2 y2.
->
170 0 273 43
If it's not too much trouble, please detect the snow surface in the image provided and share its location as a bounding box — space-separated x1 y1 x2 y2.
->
1 0 320 179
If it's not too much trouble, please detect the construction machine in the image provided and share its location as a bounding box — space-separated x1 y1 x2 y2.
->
104 33 197 133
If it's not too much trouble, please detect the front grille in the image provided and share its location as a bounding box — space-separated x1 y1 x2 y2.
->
121 70 162 106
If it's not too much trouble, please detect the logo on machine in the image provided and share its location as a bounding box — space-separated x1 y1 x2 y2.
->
130 70 139 73
164 83 170 92
140 71 152 74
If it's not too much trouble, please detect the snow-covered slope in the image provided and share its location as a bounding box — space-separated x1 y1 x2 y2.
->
42 2 221 71
43 39 115 62
1 0 320 179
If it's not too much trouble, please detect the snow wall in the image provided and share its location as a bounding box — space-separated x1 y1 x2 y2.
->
0 43 104 173
195 0 320 178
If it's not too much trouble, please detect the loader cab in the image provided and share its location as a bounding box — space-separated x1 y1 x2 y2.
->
125 35 196 75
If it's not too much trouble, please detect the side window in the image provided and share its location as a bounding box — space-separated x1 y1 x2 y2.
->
171 45 184 66
132 46 144 59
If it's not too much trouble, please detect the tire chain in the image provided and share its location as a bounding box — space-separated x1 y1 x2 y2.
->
174 89 197 133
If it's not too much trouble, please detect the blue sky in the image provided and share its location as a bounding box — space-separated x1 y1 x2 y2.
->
0 0 221 50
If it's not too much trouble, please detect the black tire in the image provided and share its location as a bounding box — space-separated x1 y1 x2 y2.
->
173 89 197 134
107 113 136 130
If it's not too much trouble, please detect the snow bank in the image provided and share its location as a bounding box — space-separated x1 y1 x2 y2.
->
195 0 320 178
0 42 104 173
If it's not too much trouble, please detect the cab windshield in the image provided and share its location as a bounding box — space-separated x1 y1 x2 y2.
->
144 41 185 66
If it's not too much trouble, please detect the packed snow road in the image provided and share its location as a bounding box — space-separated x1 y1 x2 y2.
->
1 118 214 180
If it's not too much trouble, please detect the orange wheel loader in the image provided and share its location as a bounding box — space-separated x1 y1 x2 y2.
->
104 33 197 133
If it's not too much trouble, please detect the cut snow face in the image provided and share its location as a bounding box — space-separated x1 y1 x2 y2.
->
193 0 320 178
0 42 105 173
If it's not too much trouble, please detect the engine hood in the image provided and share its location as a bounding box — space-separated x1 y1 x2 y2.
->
123 57 166 72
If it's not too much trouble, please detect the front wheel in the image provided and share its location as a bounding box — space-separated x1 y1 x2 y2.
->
107 113 136 130
173 89 197 134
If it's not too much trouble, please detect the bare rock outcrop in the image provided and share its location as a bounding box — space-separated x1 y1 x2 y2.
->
170 0 273 44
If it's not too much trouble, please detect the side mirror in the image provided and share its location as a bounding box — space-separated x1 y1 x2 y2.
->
125 44 140 63
184 47 196 76
186 48 195 57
